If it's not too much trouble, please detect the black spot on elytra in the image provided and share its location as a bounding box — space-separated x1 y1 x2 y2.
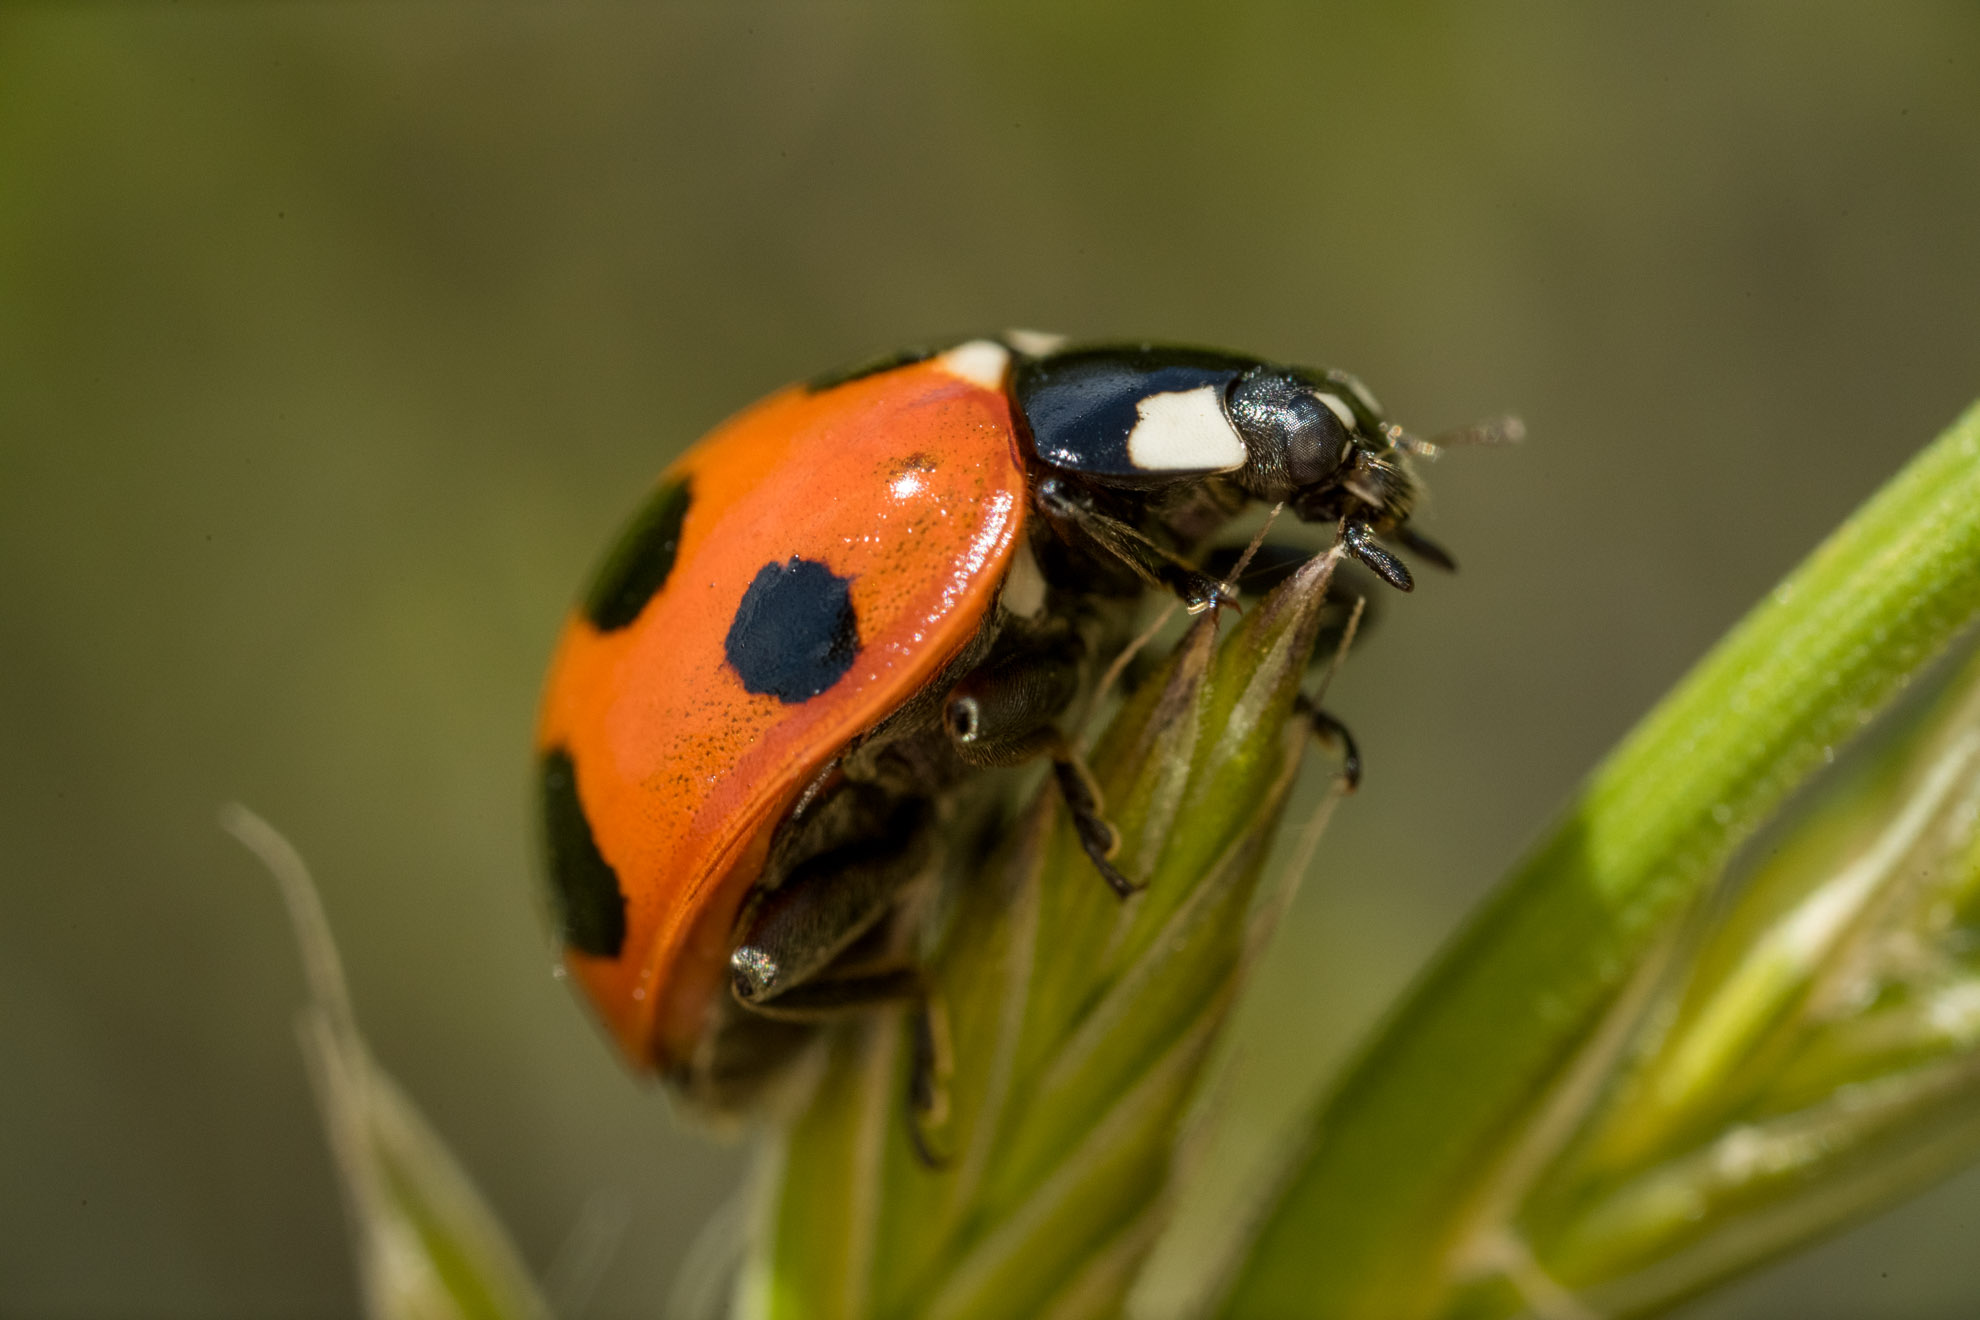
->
583 476 692 633
539 748 627 958
725 558 860 703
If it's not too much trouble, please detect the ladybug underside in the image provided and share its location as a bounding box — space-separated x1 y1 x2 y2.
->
536 335 1444 1131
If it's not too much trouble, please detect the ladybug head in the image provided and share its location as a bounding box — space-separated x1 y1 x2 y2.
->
1227 365 1420 534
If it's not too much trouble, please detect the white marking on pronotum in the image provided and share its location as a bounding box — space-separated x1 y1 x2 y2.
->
936 339 1011 389
1002 327 1067 357
997 535 1047 619
1126 386 1247 471
1315 392 1357 431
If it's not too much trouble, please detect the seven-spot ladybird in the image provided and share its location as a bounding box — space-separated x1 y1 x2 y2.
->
535 335 1451 1115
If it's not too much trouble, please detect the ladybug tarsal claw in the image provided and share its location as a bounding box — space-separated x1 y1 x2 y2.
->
730 947 779 1002
1200 578 1244 617
1077 812 1144 899
1088 848 1145 901
1050 754 1143 899
905 1104 953 1170
905 992 954 1169
1296 696 1364 792
1184 586 1228 616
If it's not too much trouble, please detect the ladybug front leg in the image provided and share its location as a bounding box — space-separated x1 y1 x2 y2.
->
1034 476 1234 615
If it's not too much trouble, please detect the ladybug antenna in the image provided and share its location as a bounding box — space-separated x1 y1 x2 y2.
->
1394 414 1525 458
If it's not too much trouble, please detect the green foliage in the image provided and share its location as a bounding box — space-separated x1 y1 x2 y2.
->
1464 638 1980 1316
1225 400 1980 1317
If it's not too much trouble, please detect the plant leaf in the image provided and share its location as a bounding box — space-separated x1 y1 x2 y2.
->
1223 401 1980 1318
1492 640 1980 1316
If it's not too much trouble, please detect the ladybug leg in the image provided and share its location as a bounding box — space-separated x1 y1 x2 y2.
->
1050 748 1140 898
941 627 1141 899
1291 572 1367 790
728 802 935 1009
1035 476 1233 614
1294 694 1363 791
906 987 954 1150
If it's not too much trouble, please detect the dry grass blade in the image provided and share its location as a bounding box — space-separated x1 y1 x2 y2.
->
223 805 554 1320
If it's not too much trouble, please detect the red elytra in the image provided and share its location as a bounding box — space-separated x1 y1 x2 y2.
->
535 343 1028 1073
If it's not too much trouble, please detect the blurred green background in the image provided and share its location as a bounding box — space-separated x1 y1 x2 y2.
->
4 5 1978 1317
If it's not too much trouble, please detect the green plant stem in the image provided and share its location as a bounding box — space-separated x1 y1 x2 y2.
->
1223 402 1980 1318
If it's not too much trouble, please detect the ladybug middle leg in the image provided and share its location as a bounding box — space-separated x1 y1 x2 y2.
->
943 616 1140 898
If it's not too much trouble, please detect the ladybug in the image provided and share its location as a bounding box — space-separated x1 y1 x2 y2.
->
536 335 1452 1119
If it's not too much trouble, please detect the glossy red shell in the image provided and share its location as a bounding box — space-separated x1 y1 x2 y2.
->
536 350 1029 1070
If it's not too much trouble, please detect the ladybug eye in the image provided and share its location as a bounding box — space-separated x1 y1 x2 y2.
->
1229 371 1354 491
1284 396 1354 488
